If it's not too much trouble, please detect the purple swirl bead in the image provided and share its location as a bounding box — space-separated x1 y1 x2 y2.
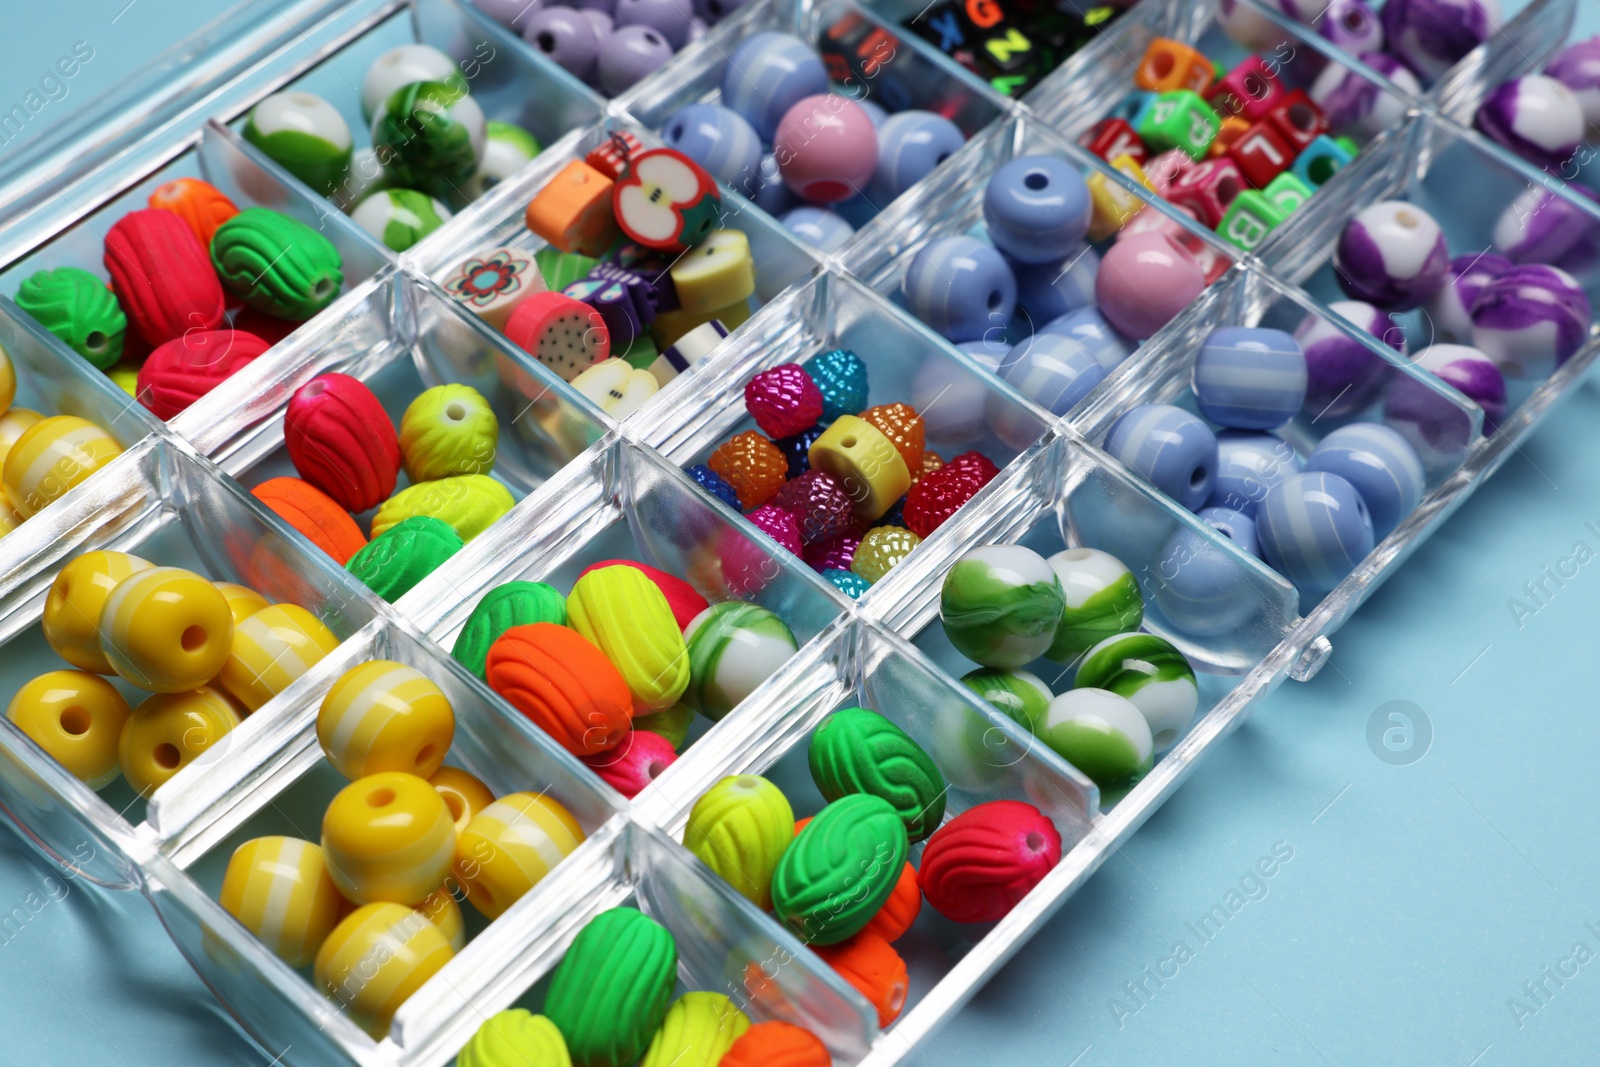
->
1422 253 1512 344
1334 201 1451 312
1385 344 1505 462
1469 263 1592 380
1294 300 1405 418
1381 0 1499 83
1492 185 1600 265
1545 36 1600 127
1475 75 1586 170
1309 53 1421 139
1316 0 1384 54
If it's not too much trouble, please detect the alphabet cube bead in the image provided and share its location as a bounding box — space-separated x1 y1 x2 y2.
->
1263 171 1314 215
1206 56 1286 123
1167 157 1245 228
1218 190 1286 253
1137 90 1221 159
453 792 585 918
1265 90 1329 151
1134 38 1215 94
322 771 457 905
1227 119 1295 187
1290 134 1353 191
1078 117 1149 166
1208 114 1251 159
1085 169 1146 241
220 837 345 967
318 660 455 781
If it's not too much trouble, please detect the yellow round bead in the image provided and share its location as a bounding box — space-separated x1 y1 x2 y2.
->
214 582 271 626
807 414 912 522
119 686 242 794
219 836 346 968
317 660 455 781
106 361 140 399
3 415 122 517
6 670 131 788
321 771 457 905
0 494 19 537
417 885 465 951
219 603 341 712
99 566 235 692
452 792 584 920
398 384 498 483
42 550 155 673
0 408 41 471
0 342 14 415
314 901 456 1037
429 765 494 836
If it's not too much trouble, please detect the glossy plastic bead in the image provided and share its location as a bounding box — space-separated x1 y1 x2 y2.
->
1218 190 1286 254
1207 430 1302 516
809 706 945 842
598 24 675 95
781 206 854 252
148 176 239 247
0 408 41 469
1041 307 1135 372
360 44 466 119
315 902 455 1036
1165 157 1244 229
1308 55 1414 139
544 907 677 1067
771 793 908 944
119 687 241 794
851 526 921 584
372 80 486 188
1135 37 1215 93
1470 264 1592 380
1199 505 1259 558
484 623 632 755
940 545 1064 668
1545 37 1600 126
453 791 584 918
1477 74 1584 168
14 267 126 367
961 666 1052 729
806 415 911 522
1384 344 1505 458
1075 632 1198 751
722 32 830 141
720 1021 830 1067
1103 403 1218 511
322 771 456 905
212 207 344 320
1193 327 1307 430
1030 687 1152 785
220 603 340 711
1001 333 1107 420
807 347 869 423
1137 90 1220 160
772 469 853 545
918 799 1061 922
1294 299 1402 418
41 550 153 673
1094 233 1204 341
824 567 871 598
1080 117 1149 166
220 837 345 967
284 373 400 513
683 601 798 720
1046 547 1144 662
1263 171 1314 216
632 701 695 751
97 566 233 693
351 189 450 251
708 430 789 510
745 364 822 439
685 462 741 510
568 564 689 713
423 766 492 839
1305 423 1424 539
318 660 454 780
252 477 368 565
1383 0 1499 82
215 582 271 627
774 95 877 204
244 91 353 194
859 402 925 474
3 415 121 517
612 149 722 254
1334 201 1450 312
902 235 1016 344
1227 117 1294 187
137 328 270 420
870 110 964 204
684 774 794 908
1257 470 1375 595
1492 187 1598 266
6 670 131 788
661 103 761 187
903 451 998 538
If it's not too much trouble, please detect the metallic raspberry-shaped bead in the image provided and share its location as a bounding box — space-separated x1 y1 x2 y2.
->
859 402 926 472
904 451 999 538
807 348 869 422
772 470 855 545
823 568 872 599
707 431 788 510
851 525 922 583
686 462 741 510
745 363 824 438
774 425 826 479
747 503 803 556
913 450 945 485
804 530 862 572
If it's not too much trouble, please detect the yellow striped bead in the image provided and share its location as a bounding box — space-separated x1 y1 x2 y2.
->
314 901 456 1037
219 836 346 968
214 582 271 626
118 686 241 794
321 771 457 905
0 342 14 415
417 885 465 951
42 550 154 673
429 764 494 836
0 408 42 477
218 603 340 712
99 566 235 693
452 792 584 919
6 670 131 788
2 415 121 517
317 660 455 781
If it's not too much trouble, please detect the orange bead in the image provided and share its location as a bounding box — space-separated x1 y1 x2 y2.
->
811 931 909 1027
707 431 787 510
524 160 618 257
912 450 944 486
251 476 367 565
148 177 241 248
719 1021 830 1067
862 861 922 942
1134 38 1215 94
858 403 925 473
1209 115 1252 159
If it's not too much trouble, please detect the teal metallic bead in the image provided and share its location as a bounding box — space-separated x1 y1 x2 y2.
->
1073 632 1197 752
806 348 869 423
940 545 1065 668
823 568 870 599
960 667 1053 729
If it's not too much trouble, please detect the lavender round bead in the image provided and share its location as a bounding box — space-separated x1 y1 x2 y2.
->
1334 200 1451 312
1041 307 1135 372
1475 75 1586 170
1492 185 1600 266
1258 471 1375 595
1001 334 1107 417
982 155 1092 265
1104 403 1218 511
1197 506 1260 558
1384 343 1504 469
523 8 602 82
1309 52 1420 138
1469 263 1592 380
1193 327 1308 430
614 0 692 48
597 25 674 94
857 100 889 129
1545 36 1600 127
721 32 829 141
1013 246 1100 324
1305 422 1424 538
1206 431 1303 516
693 0 748 23
1293 300 1403 418
1381 0 1500 83
1316 0 1384 53
581 10 613 35
1151 520 1260 636
476 0 543 31
661 104 762 186
869 111 965 204
781 206 855 253
902 235 1016 343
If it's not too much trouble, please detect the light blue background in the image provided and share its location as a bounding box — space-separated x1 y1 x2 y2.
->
5 4 1600 1065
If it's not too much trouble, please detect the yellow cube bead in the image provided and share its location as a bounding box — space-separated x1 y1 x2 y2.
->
452 792 584 919
219 603 341 712
119 686 241 795
428 765 494 835
6 670 131 788
317 660 455 780
417 885 465 951
42 551 154 673
315 901 455 1037
321 771 457 906
1086 169 1146 241
1108 153 1156 193
669 229 756 315
398 384 499 483
3 415 122 517
219 836 346 968
807 414 912 522
99 566 235 693
214 582 271 626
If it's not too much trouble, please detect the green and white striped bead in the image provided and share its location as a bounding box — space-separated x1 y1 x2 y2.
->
360 44 468 121
243 91 353 195
1028 687 1152 788
1074 632 1197 752
350 188 452 252
940 544 1065 668
460 121 542 203
1045 547 1144 663
960 667 1052 729
334 147 388 211
683 601 798 721
372 81 486 190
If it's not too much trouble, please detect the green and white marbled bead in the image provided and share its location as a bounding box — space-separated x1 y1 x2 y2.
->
372 80 486 190
1074 632 1198 752
960 667 1053 730
1045 547 1144 663
244 91 353 195
460 122 542 203
334 147 388 211
360 44 469 121
940 544 1065 669
1028 687 1153 788
683 601 799 721
350 188 452 252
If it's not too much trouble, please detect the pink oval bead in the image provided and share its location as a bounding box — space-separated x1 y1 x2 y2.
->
581 730 677 798
137 329 270 420
1094 232 1206 341
917 799 1061 924
747 503 803 556
774 95 878 204
284 373 401 513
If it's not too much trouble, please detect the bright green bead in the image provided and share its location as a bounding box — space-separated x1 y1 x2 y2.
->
535 248 597 291
940 545 1065 668
961 667 1053 729
1028 688 1153 787
808 707 945 842
458 1009 571 1067
350 188 450 252
371 473 514 543
770 793 907 945
1333 135 1359 158
544 907 677 1067
211 207 344 320
1075 632 1198 751
632 701 694 750
243 91 353 196
684 774 794 909
460 121 541 203
346 515 462 603
1136 90 1219 160
451 580 566 679
1262 171 1314 216
399 383 498 482
372 80 484 189
15 267 126 368
1217 190 1285 253
1045 548 1143 663
851 526 921 584
683 601 797 721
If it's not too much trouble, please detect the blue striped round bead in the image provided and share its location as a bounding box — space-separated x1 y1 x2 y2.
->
1206 430 1302 516
1040 307 1134 372
720 32 828 141
661 104 762 187
869 110 964 203
749 153 798 216
781 206 855 253
1103 404 1218 512
1001 334 1107 417
1197 505 1259 558
1305 423 1423 538
1013 246 1099 324
1192 327 1308 431
1257 471 1375 596
902 235 1015 343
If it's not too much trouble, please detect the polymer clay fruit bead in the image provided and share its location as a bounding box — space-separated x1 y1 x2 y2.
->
851 526 921 584
683 774 795 908
244 91 354 194
863 858 922 942
708 431 789 510
812 931 909 1027
582 729 677 798
3 415 122 517
6 670 131 787
322 771 456 904
452 580 567 679
452 791 585 918
457 1010 572 1067
570 359 659 419
148 177 239 247
347 515 464 602
350 188 452 251
137 328 270 419
399 384 497 482
370 474 515 543
14 266 127 367
770 793 908 945
719 1020 830 1067
543 906 678 1067
211 207 345 320
505 291 611 382
577 560 708 630
682 602 797 720
285 373 401 512
1044 547 1144 663
443 246 546 329
809 707 946 842
315 901 455 1036
1074 633 1198 752
484 623 632 755
98 566 234 692
917 799 1061 923
526 160 618 257
251 476 368 565
119 687 241 794
567 565 689 713
1030 688 1153 786
639 992 750 1067
372 80 487 189
219 603 341 712
104 209 226 346
612 149 722 253
41 550 154 672
940 545 1065 668
429 764 494 835
318 660 454 780
219 836 345 967
669 229 756 317
215 582 271 626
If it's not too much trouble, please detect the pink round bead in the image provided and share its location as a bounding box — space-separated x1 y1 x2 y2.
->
1093 232 1205 341
803 530 861 572
581 730 677 798
746 503 803 556
774 95 878 204
744 364 823 438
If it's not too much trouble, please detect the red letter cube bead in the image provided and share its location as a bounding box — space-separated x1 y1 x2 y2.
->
1206 57 1285 123
1143 148 1197 197
1228 120 1295 188
1078 118 1149 167
1134 37 1215 94
1166 158 1245 229
1264 90 1329 152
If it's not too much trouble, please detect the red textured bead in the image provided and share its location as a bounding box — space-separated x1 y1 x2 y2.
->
772 470 855 545
803 530 861 572
707 431 788 510
747 503 803 556
104 208 226 347
577 559 709 630
137 329 270 420
745 364 824 438
859 402 925 472
903 451 998 538
917 800 1061 924
232 306 299 346
581 729 676 798
283 373 401 513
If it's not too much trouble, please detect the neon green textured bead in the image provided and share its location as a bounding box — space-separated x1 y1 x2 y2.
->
639 993 750 1067
683 774 794 909
370 473 514 543
544 906 677 1067
458 1009 571 1067
398 383 498 483
567 565 688 713
346 515 463 602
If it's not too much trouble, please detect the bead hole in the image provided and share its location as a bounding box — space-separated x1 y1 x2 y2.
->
986 289 1002 310
1343 8 1366 29
181 625 207 652
1394 209 1420 229
304 380 326 397
840 435 857 448
1217 175 1241 204
1025 831 1045 851
367 787 396 808
85 331 107 353
59 706 91 736
415 743 437 767
537 31 556 52
314 279 335 298
645 759 666 780
1287 103 1316 131
1190 465 1208 490
669 123 683 140
1150 52 1175 79
1154 728 1177 748
445 402 466 421
1023 169 1050 191
154 742 181 770
645 31 661 45
444 794 464 820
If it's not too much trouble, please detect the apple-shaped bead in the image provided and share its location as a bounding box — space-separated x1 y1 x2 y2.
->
1469 263 1592 380
1476 74 1586 169
774 95 877 204
137 329 271 420
284 373 401 512
1333 200 1450 312
917 800 1061 923
612 148 722 253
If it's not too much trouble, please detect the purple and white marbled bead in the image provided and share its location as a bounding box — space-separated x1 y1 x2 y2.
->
1422 253 1511 343
1334 201 1451 312
1316 0 1384 54
1309 52 1420 139
1381 0 1499 83
1544 36 1600 128
1384 344 1505 459
1469 263 1592 380
1293 299 1405 418
1493 185 1600 265
1475 75 1587 170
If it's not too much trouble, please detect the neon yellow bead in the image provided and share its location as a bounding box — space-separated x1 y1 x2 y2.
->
119 686 241 794
317 660 455 780
370 473 515 543
106 361 140 399
567 565 688 714
668 229 755 315
99 566 235 692
639 992 751 1067
416 885 465 951
321 771 457 905
219 836 346 968
808 415 911 522
41 551 155 673
214 582 271 626
457 1010 571 1067
683 775 794 910
398 384 498 483
0 342 14 415
6 670 131 788
452 792 584 919
1086 169 1145 241
315 901 456 1037
219 603 340 712
3 415 122 517
429 764 494 836
0 408 42 472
